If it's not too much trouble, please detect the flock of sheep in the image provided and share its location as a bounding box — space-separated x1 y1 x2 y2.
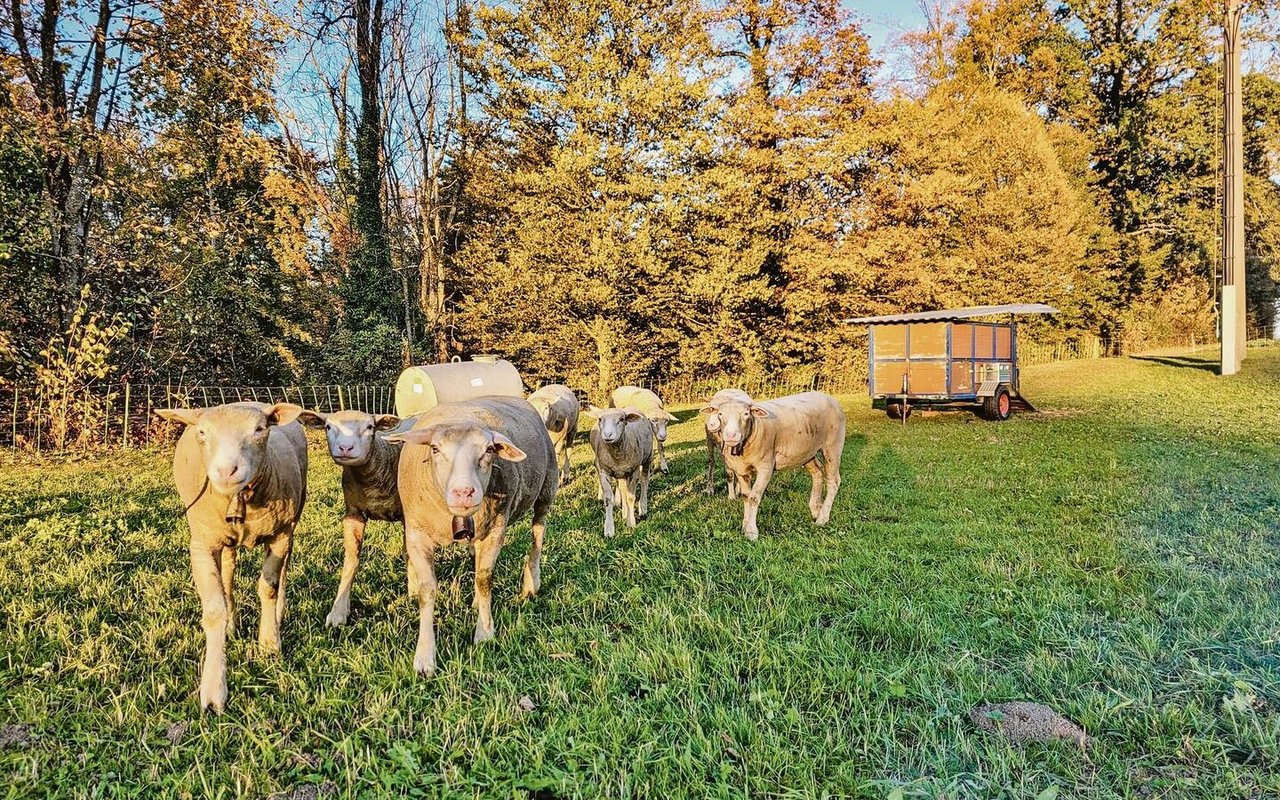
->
156 385 847 713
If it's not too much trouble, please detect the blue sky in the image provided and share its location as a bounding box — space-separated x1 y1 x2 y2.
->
846 0 928 52
845 0 930 88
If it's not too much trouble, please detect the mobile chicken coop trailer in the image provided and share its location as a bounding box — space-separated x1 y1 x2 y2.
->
847 304 1058 422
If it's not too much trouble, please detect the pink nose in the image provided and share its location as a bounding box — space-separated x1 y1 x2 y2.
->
215 463 241 481
338 444 355 456
448 486 478 507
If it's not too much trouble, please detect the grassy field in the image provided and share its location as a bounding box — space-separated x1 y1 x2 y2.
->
1 346 1278 799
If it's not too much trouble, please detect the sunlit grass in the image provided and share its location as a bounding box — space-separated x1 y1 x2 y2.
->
1 345 1278 798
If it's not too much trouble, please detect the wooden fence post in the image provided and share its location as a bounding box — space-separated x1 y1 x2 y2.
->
123 383 131 448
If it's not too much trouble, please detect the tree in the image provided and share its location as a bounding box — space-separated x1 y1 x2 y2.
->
706 0 877 372
2 0 145 328
113 0 323 382
850 83 1115 343
455 0 718 398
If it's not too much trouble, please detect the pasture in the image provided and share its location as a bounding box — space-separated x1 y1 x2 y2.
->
1 347 1278 799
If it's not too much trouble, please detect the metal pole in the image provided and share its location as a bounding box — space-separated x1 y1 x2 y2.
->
1222 0 1245 375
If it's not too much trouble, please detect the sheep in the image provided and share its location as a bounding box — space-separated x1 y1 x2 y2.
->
297 409 419 627
586 406 653 538
525 384 580 486
388 396 557 677
609 386 677 472
703 388 753 497
700 391 845 541
155 401 308 714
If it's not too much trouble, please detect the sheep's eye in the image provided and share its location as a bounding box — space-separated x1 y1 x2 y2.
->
324 424 332 432
256 425 267 433
365 424 374 432
430 444 440 454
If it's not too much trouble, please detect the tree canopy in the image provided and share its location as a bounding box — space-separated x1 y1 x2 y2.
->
1 0 1278 390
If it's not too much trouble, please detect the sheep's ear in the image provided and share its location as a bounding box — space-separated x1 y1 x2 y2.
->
698 404 718 415
624 409 645 423
373 414 402 431
584 405 605 419
265 403 305 426
387 427 435 446
297 410 328 429
658 409 677 421
155 408 204 427
490 432 527 462
749 405 773 419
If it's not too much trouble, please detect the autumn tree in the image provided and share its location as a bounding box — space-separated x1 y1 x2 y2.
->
114 0 323 381
455 0 719 398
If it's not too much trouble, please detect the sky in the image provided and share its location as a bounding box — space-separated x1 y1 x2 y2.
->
844 0 930 89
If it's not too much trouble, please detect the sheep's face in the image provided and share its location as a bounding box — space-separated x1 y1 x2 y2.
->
300 410 401 467
586 406 643 446
391 424 527 517
644 409 677 442
526 396 552 425
700 400 770 454
157 403 304 495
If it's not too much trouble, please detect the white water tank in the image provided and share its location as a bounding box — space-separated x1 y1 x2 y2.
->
394 358 524 417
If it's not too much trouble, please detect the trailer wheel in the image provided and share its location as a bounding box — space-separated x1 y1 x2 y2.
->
886 403 911 421
979 385 1013 421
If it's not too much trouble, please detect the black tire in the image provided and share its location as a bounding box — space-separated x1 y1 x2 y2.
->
979 385 1013 421
886 402 911 421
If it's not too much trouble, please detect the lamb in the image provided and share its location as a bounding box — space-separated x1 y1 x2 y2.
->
586 406 653 538
388 396 557 677
525 384 580 486
703 388 753 497
298 409 417 627
700 391 845 541
609 386 677 472
155 401 308 714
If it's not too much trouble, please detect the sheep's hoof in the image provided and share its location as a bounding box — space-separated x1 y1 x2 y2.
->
257 634 281 655
325 610 348 628
199 680 228 714
743 529 759 542
413 653 436 677
473 625 495 644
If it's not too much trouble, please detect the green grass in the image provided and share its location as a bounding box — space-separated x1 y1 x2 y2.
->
2 346 1279 799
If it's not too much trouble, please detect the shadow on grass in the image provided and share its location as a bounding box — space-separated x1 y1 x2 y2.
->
1131 353 1220 374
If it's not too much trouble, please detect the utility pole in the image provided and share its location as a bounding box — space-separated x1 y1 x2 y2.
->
1221 0 1245 375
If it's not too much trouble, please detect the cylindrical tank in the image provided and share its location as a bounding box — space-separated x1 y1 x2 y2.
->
394 359 525 417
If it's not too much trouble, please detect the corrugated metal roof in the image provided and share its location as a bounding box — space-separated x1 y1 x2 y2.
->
845 303 1060 325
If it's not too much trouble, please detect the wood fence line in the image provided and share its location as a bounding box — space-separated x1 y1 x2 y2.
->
0 384 393 453
0 331 1250 453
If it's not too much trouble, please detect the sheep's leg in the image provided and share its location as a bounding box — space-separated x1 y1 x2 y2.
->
705 436 718 495
599 468 616 538
522 512 546 600
220 548 237 637
326 513 366 627
191 542 229 714
275 543 290 626
638 461 650 520
472 519 507 643
405 527 439 676
404 525 420 597
559 435 573 486
621 475 637 529
742 463 775 541
257 533 291 654
656 436 668 473
816 439 844 526
804 459 825 520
